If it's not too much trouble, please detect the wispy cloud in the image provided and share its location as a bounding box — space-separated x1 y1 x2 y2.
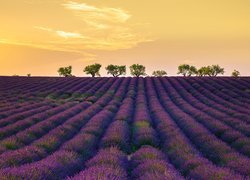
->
60 1 153 50
34 26 86 39
34 26 53 32
84 20 110 30
1 1 152 61
62 1 131 23
0 38 10 44
56 31 84 39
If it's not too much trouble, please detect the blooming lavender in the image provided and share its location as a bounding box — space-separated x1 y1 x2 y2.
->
131 146 184 179
70 147 128 180
100 121 130 151
0 76 249 179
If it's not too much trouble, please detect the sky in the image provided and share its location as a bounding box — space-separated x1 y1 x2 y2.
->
0 0 250 76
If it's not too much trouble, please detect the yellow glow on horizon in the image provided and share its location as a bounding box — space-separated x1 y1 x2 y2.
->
0 0 250 76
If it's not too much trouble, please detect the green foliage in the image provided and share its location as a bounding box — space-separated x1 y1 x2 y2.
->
57 66 72 77
130 64 146 77
208 65 224 76
152 70 167 77
105 64 126 77
189 66 197 76
231 69 240 77
36 137 58 152
2 140 21 150
177 64 197 76
197 65 224 76
197 66 210 76
134 121 150 128
84 63 102 77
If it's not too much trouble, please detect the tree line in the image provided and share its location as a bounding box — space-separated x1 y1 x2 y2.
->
57 63 241 77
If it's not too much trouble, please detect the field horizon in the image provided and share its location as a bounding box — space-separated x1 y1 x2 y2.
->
2 75 250 78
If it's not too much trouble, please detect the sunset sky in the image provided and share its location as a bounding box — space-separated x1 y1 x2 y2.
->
0 0 250 76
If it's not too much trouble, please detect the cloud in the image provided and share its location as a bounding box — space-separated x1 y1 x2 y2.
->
60 2 153 50
32 25 153 51
34 26 53 32
0 39 10 44
34 26 86 39
1 1 152 60
0 38 97 61
84 20 110 30
56 31 84 39
62 1 131 23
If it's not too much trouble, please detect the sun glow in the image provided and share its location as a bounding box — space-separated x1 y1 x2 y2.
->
0 0 250 76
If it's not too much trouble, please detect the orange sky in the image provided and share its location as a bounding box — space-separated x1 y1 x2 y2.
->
0 0 250 76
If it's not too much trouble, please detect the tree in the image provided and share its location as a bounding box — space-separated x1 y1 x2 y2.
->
177 64 190 76
130 64 146 77
232 69 240 77
196 65 224 77
106 65 126 77
57 66 72 77
177 64 197 76
84 63 102 77
208 65 224 76
189 66 198 76
152 70 167 77
197 66 210 76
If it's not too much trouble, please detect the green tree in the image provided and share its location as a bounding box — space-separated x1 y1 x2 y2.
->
208 65 224 76
232 69 240 77
196 65 224 76
130 64 146 77
57 66 72 77
84 63 102 77
197 66 210 76
177 64 197 76
189 66 198 76
152 70 167 77
106 65 126 77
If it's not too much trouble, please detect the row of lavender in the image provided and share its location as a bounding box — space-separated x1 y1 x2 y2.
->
150 78 250 177
0 77 127 179
68 77 250 179
0 76 249 179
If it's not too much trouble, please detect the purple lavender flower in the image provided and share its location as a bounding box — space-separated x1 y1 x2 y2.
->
69 165 128 180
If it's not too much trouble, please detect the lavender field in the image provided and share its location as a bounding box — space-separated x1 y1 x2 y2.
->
0 76 250 179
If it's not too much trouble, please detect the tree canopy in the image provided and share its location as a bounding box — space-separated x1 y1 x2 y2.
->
197 66 211 76
208 65 224 76
55 63 229 77
84 63 102 77
152 70 167 77
106 65 126 77
57 66 72 77
177 64 197 76
197 65 224 76
232 69 240 77
130 64 146 77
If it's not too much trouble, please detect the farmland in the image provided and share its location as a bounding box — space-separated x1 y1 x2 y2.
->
0 76 250 179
